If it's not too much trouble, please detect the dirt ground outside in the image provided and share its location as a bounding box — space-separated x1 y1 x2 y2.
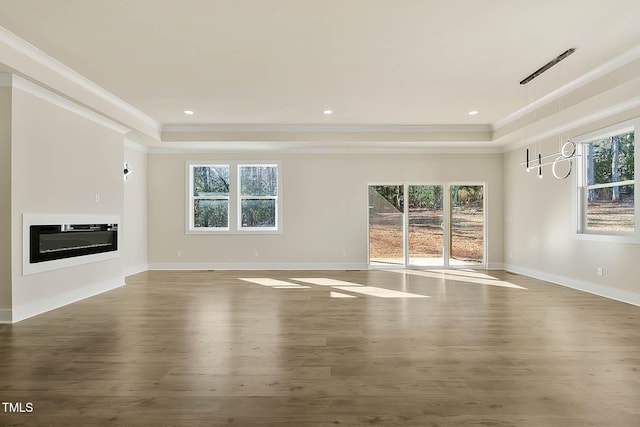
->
587 200 634 232
369 207 484 264
368 200 634 264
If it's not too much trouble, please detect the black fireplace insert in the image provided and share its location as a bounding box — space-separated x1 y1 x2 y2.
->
30 223 118 264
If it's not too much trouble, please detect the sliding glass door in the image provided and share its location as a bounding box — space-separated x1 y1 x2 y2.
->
408 185 444 266
368 185 404 266
368 183 485 268
450 185 484 266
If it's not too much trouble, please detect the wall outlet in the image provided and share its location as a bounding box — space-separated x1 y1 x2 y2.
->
597 267 603 277
176 250 182 258
95 193 100 202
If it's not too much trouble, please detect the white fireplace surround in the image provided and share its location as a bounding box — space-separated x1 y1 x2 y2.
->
23 214 120 275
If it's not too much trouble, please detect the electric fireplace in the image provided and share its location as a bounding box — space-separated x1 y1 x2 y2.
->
23 214 120 275
30 223 118 264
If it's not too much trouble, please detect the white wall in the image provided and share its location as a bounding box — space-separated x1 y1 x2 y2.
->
123 140 148 276
10 83 126 322
0 85 11 322
504 110 640 305
148 152 504 269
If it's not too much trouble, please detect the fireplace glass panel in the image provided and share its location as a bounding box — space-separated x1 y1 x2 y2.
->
30 224 118 263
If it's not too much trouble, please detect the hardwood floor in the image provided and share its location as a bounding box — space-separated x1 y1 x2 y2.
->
1 269 639 426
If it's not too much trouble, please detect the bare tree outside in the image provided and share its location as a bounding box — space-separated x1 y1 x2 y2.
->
584 131 634 232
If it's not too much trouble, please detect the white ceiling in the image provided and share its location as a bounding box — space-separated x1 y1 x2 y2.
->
0 0 639 131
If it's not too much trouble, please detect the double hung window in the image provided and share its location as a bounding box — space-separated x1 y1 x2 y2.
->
577 120 636 241
187 162 280 233
190 165 230 230
239 165 278 230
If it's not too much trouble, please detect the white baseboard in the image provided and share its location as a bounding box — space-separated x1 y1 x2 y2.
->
12 277 126 323
148 262 369 271
148 262 504 272
504 263 640 307
0 309 11 324
124 264 149 277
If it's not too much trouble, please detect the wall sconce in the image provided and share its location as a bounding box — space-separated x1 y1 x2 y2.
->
123 162 132 181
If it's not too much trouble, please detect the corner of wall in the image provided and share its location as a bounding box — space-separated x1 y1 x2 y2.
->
505 263 640 307
123 139 149 274
124 264 149 277
10 77 126 322
11 278 125 323
0 80 12 314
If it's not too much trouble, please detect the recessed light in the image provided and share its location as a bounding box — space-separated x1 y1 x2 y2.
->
323 109 333 115
468 110 479 116
184 110 194 115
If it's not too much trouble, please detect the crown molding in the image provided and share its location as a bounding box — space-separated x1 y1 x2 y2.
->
493 44 640 131
0 26 161 134
501 94 640 153
148 141 503 155
4 20 637 154
162 124 492 133
161 124 494 147
12 75 130 134
124 138 150 153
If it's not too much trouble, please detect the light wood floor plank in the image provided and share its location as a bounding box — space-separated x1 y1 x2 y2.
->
1 269 639 425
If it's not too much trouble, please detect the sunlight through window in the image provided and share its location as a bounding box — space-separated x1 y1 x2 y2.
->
330 292 357 298
383 269 527 289
239 278 309 288
332 286 429 298
290 278 363 287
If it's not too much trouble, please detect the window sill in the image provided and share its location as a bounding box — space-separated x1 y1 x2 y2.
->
575 232 639 245
186 228 282 235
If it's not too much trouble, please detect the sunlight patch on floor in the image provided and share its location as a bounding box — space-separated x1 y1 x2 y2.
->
272 285 311 289
426 269 497 280
240 278 432 298
330 291 357 298
239 278 309 289
383 269 527 289
332 286 429 298
290 278 363 287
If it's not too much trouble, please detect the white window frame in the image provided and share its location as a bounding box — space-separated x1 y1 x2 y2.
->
575 119 639 244
237 163 280 232
185 160 282 234
366 181 487 269
187 163 231 232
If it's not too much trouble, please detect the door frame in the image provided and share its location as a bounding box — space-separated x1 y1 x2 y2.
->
367 182 487 269
367 183 406 267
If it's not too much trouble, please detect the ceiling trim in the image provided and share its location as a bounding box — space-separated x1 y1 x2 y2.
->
124 138 150 153
493 44 640 131
162 124 492 133
148 142 504 155
161 124 493 144
12 75 130 134
501 94 640 153
2 23 638 153
0 25 161 133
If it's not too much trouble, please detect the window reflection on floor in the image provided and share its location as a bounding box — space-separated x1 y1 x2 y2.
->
239 278 310 288
240 277 429 298
331 286 429 298
239 270 526 299
383 269 527 289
